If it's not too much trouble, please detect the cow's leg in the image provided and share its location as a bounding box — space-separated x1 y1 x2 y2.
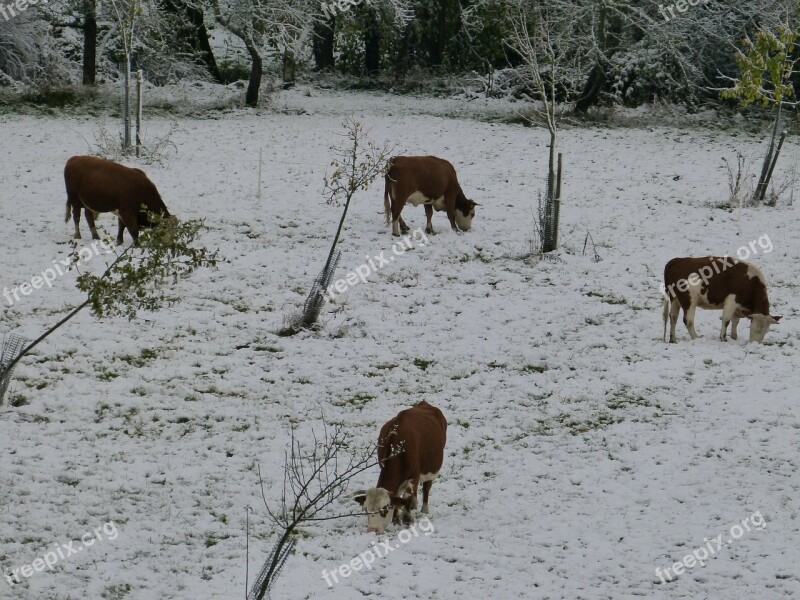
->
420 480 433 514
720 296 737 341
730 315 740 340
445 197 458 232
401 478 420 525
116 217 126 245
669 299 681 343
398 215 410 233
424 205 435 235
684 304 700 339
71 204 82 239
84 210 100 240
391 200 404 237
118 210 140 246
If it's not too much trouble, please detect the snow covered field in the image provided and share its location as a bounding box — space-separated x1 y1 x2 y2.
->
1 90 799 599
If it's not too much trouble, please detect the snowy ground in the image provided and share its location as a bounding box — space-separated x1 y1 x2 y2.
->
1 89 799 600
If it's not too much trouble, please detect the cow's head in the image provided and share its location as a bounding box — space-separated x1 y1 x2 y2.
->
353 488 411 534
748 314 781 343
455 199 478 232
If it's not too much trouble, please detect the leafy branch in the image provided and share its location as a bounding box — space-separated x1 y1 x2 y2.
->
0 217 217 404
323 116 394 208
720 25 798 107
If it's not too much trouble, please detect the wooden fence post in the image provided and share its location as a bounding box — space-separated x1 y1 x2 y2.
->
135 70 143 158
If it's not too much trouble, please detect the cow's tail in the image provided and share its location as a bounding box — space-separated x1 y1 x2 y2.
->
661 286 670 342
384 172 391 226
65 200 71 223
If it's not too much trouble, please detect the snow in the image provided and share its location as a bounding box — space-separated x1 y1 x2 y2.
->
1 89 799 599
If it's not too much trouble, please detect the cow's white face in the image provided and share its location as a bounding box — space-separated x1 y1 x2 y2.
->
749 314 781 343
355 488 395 533
455 208 475 231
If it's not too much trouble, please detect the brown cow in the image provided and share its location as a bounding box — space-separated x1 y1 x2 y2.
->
384 156 478 237
64 156 174 246
353 401 447 534
662 256 781 343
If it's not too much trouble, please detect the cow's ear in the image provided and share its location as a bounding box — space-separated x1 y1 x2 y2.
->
352 491 367 506
772 315 782 323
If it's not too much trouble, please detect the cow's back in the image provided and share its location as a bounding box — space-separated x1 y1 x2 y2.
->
388 156 459 199
664 257 769 311
65 156 165 213
378 401 447 473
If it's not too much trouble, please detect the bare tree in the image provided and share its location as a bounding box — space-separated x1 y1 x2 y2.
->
249 421 382 600
506 2 587 252
108 0 145 149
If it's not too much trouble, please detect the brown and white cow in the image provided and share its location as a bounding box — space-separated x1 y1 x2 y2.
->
662 256 781 343
353 401 447 534
64 155 175 246
384 155 478 237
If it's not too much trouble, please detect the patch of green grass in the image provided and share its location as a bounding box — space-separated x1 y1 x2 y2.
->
584 290 627 305
450 371 473 380
101 583 132 599
9 392 29 407
413 358 435 371
120 348 159 368
606 388 659 411
519 364 548 374
459 252 491 264
563 412 622 435
333 392 376 410
254 346 281 353
97 367 119 381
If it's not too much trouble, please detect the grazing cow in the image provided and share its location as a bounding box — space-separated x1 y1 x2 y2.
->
64 155 175 246
384 155 478 237
353 401 447 534
662 256 781 343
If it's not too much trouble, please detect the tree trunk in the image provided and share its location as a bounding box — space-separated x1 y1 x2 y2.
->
161 0 220 82
185 2 220 82
574 1 620 113
283 48 296 89
364 6 380 76
393 22 414 79
244 38 263 107
313 17 335 71
575 63 605 113
82 0 97 85
754 102 783 203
